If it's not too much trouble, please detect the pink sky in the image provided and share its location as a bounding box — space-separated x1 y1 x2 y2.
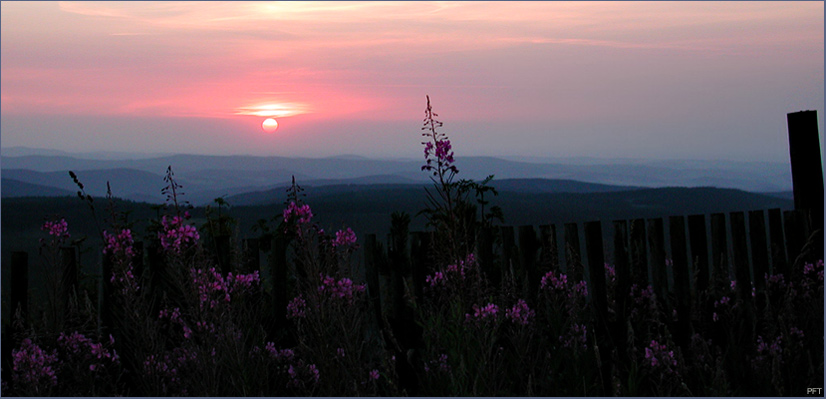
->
1 1 823 161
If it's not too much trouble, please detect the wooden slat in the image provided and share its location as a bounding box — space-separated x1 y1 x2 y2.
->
477 227 495 284
688 214 709 293
748 210 769 293
612 220 631 385
783 210 806 280
767 208 787 277
613 220 631 316
133 241 144 279
669 216 692 349
410 232 432 301
518 225 539 300
585 221 608 316
629 218 648 288
564 223 583 281
730 212 752 293
215 235 231 275
730 211 755 342
583 221 613 396
60 246 79 314
10 251 29 321
710 213 729 282
500 226 518 278
243 238 260 272
647 218 669 308
100 252 114 334
270 235 288 324
538 224 559 274
364 234 383 328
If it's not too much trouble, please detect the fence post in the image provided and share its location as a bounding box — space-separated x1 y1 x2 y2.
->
409 232 432 302
147 243 164 298
629 219 648 288
6 252 29 392
60 246 79 314
99 252 114 335
388 219 410 319
748 211 769 293
612 220 631 376
767 208 787 277
538 224 559 274
518 225 539 300
270 235 288 325
243 238 261 273
669 216 692 349
500 226 517 280
647 218 669 310
613 220 631 312
477 227 495 283
688 214 710 294
730 211 755 344
786 110 824 232
710 213 729 283
364 234 384 337
583 221 612 396
10 251 29 323
564 223 583 281
215 235 231 275
133 241 144 279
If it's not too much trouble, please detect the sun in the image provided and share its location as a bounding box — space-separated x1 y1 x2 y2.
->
262 118 278 133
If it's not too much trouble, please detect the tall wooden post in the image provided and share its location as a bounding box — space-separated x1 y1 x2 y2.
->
787 110 824 232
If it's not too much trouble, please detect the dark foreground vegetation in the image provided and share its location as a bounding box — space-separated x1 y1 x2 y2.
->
1 99 822 396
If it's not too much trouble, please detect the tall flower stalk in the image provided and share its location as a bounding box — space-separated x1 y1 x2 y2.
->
419 96 502 263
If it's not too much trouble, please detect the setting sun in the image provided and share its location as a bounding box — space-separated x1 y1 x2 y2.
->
262 118 278 133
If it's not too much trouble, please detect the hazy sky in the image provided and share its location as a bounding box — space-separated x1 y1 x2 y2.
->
1 1 823 161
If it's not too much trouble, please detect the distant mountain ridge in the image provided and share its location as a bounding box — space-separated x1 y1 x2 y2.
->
1 151 793 204
1 178 75 198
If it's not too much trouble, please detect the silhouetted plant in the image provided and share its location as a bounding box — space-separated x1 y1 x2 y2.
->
419 95 502 264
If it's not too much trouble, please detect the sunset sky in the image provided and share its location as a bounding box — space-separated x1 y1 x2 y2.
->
1 1 823 161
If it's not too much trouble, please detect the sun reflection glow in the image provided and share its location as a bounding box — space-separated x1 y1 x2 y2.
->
235 102 311 118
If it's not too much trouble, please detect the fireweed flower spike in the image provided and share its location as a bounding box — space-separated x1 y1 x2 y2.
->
42 218 70 239
159 214 200 254
283 201 313 225
12 339 59 390
505 299 535 326
332 227 358 248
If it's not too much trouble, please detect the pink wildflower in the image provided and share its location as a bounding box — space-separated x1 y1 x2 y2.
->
505 299 535 326
159 215 199 254
283 202 313 224
332 227 358 248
